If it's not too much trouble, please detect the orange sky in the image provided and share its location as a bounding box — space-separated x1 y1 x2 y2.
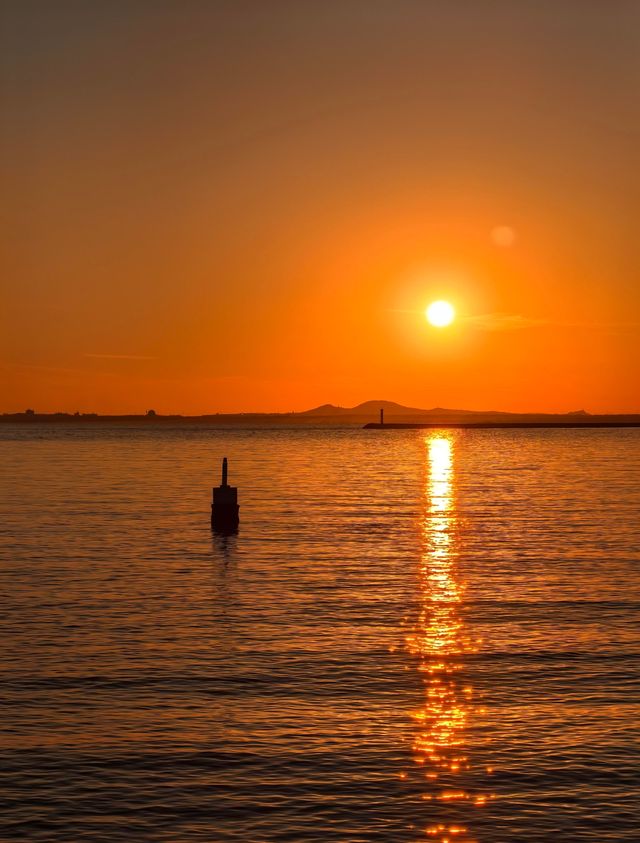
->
2 1 639 414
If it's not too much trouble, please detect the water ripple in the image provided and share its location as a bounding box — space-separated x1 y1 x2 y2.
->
1 425 639 841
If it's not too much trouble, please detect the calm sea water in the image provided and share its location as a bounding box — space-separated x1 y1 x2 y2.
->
1 424 639 842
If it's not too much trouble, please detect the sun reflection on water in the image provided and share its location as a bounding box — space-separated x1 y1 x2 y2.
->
405 435 488 842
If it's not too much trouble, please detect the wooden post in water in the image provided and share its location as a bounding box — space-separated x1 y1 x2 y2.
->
211 457 239 531
380 407 384 426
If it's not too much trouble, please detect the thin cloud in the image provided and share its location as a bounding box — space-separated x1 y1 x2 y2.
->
462 313 549 331
464 314 640 332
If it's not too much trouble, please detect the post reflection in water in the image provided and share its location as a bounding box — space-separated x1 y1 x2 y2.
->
405 435 488 842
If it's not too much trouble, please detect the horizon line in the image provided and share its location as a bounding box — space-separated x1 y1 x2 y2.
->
3 406 640 419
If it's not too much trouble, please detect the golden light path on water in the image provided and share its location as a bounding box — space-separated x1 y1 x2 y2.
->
406 435 492 842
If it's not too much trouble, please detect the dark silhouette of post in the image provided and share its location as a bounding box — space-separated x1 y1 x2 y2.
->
380 408 384 426
211 457 239 531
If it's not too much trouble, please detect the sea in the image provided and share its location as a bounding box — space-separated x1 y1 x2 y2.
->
1 424 639 842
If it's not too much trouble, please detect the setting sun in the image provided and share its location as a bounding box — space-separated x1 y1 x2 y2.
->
426 300 455 328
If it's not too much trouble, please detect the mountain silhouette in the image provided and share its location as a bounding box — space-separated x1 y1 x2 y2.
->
302 400 491 417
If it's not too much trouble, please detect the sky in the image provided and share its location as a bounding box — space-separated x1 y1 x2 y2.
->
2 0 639 414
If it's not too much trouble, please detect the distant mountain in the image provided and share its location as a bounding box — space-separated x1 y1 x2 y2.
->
351 400 437 416
302 400 490 417
298 401 615 425
6 403 640 427
302 403 351 415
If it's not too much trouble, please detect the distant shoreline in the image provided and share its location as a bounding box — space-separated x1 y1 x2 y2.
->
0 413 367 427
3 411 640 428
0 413 361 425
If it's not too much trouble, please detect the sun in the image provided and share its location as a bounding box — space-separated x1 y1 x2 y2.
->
426 300 455 327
